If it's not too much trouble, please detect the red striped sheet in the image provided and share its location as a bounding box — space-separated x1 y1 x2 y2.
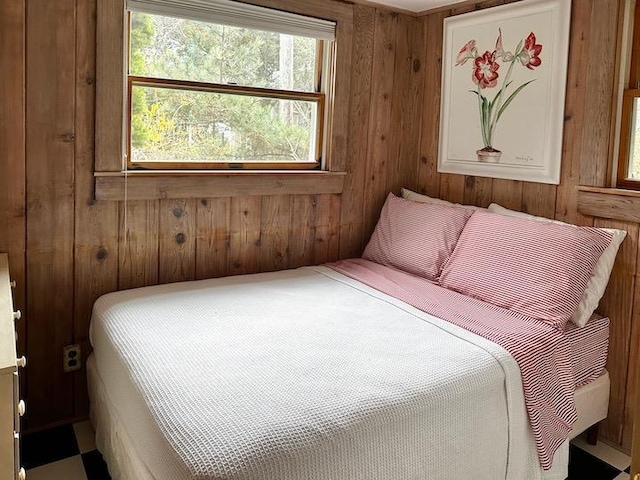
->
327 258 576 470
563 315 609 387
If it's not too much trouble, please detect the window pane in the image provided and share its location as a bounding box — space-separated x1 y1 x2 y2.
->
130 84 319 165
629 97 640 180
130 12 318 93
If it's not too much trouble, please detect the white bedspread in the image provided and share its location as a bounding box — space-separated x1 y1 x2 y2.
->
89 266 568 480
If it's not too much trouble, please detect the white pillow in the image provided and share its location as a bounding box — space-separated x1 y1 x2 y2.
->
401 188 485 211
487 203 626 327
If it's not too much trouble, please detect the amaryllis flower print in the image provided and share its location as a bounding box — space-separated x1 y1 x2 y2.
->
495 28 514 62
520 32 542 70
456 40 477 66
454 29 542 161
473 51 500 89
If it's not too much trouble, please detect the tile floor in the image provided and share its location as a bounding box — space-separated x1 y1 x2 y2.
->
21 421 634 479
22 421 109 480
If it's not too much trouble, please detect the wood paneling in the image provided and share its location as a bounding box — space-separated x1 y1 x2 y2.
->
463 176 493 209
118 201 159 290
4 0 640 457
416 0 640 451
632 364 640 474
362 10 399 242
439 173 465 204
260 196 291 272
73 0 119 419
555 0 593 226
521 183 556 219
195 198 231 280
288 195 315 269
95 172 346 201
0 0 27 406
158 199 197 284
339 5 375 260
387 14 416 194
578 188 640 223
25 0 77 427
491 179 523 211
416 9 447 199
314 194 340 265
624 226 640 450
597 219 638 445
579 0 621 188
229 197 262 277
95 0 124 172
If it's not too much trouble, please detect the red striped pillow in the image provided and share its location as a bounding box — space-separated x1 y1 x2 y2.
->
439 211 613 329
363 193 473 281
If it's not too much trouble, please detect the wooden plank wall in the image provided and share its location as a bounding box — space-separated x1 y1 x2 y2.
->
0 0 26 401
0 0 422 430
2 0 637 455
417 0 638 451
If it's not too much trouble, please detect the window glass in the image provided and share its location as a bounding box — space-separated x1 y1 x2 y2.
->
628 97 640 180
130 84 319 166
130 12 318 93
127 11 326 169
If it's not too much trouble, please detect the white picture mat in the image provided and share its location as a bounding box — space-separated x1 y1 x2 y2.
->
438 0 571 184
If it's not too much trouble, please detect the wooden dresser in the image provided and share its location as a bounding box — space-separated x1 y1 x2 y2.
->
0 254 26 480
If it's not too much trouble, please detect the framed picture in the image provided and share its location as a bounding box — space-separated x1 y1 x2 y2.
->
438 0 571 184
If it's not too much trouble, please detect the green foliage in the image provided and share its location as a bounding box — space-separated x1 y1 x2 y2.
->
129 12 319 164
130 13 154 74
129 13 156 148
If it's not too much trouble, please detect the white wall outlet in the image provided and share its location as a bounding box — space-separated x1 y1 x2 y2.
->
63 344 81 373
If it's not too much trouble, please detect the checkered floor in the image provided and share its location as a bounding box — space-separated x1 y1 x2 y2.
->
22 421 633 479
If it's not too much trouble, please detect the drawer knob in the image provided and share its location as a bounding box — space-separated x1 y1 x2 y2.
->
17 400 25 417
16 357 26 368
13 310 21 321
10 280 16 289
18 467 26 480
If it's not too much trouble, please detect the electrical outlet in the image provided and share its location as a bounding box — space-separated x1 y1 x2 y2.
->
63 344 81 373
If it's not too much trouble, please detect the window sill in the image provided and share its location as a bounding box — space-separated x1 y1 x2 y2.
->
577 186 640 223
94 170 346 201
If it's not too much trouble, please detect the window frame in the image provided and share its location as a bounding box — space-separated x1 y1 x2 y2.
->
617 89 640 189
126 76 326 171
125 10 330 171
616 0 640 190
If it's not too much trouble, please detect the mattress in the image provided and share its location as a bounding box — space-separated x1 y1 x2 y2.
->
91 357 607 479
563 315 609 387
89 266 568 480
569 370 610 440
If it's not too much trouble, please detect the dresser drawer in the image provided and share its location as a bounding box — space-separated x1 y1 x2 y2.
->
13 432 19 480
12 373 22 433
0 254 24 480
0 373 15 480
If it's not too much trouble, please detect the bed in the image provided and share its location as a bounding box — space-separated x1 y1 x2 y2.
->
87 263 610 480
88 195 622 480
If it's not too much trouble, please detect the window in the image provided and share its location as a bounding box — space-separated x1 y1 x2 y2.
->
125 0 335 170
618 1 640 188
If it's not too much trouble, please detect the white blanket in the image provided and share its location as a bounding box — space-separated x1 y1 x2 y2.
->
89 266 568 480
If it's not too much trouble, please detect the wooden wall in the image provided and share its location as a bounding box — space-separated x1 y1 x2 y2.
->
0 0 26 413
0 0 423 430
415 0 638 451
1 0 638 455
